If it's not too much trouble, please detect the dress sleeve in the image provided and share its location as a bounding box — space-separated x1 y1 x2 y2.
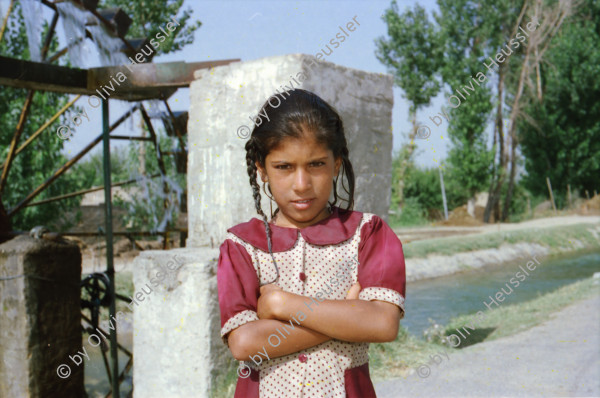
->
217 239 261 345
356 215 406 316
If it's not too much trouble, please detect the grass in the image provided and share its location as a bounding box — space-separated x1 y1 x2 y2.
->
368 326 447 381
402 223 600 259
369 276 600 381
210 360 239 398
443 276 599 345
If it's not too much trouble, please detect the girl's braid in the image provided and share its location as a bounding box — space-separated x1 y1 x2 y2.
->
340 145 355 210
245 138 279 284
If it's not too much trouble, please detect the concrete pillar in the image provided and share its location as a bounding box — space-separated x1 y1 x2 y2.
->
0 235 83 397
131 248 225 398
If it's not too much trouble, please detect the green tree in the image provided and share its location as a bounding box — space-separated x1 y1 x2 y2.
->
104 0 201 54
520 0 600 204
0 1 86 231
375 1 441 208
435 0 519 214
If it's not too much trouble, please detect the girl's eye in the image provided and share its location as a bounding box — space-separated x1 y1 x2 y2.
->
275 164 290 170
310 161 325 167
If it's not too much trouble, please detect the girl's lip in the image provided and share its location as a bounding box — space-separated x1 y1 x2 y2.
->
291 198 314 210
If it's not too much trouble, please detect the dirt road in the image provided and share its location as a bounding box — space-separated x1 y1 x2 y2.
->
394 215 600 243
375 292 600 397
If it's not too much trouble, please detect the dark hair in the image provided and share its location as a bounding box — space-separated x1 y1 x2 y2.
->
244 89 355 283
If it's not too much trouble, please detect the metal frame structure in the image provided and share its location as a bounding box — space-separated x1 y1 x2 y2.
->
0 1 239 396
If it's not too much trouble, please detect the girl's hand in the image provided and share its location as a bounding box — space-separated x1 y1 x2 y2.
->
346 282 361 300
260 283 283 296
257 284 284 319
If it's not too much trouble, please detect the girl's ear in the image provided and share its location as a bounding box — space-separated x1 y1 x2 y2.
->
255 161 268 182
334 156 342 176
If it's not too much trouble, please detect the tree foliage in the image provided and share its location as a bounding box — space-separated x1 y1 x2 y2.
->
0 2 86 231
378 0 598 221
104 0 201 54
520 0 600 202
375 1 442 207
434 0 507 200
376 1 441 113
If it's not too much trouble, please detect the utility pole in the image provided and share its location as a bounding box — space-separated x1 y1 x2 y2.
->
439 166 448 220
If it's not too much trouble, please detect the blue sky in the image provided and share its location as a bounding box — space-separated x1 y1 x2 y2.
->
33 0 453 168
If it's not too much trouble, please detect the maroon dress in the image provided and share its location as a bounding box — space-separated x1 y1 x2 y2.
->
217 207 406 397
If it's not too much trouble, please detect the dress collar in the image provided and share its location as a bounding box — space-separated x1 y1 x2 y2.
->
227 206 363 253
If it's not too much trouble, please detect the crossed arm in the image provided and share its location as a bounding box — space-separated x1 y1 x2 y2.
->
227 283 401 361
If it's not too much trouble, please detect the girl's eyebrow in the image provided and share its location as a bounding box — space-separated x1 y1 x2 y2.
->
310 156 329 162
270 156 329 164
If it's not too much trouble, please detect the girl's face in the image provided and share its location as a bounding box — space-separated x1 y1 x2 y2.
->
257 131 341 229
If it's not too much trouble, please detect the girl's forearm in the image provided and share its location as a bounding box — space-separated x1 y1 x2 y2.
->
272 292 400 342
227 319 330 362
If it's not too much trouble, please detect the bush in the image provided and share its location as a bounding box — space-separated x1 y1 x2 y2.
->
391 197 428 226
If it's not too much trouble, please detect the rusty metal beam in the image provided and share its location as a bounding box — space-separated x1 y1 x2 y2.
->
47 36 85 63
0 0 14 44
24 173 161 207
7 105 138 217
161 97 186 152
0 229 187 239
41 11 59 60
109 135 153 141
0 56 240 100
0 56 88 95
139 105 169 198
9 95 81 161
0 90 35 194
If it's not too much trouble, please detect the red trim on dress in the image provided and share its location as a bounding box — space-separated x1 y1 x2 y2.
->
234 368 260 398
344 362 377 397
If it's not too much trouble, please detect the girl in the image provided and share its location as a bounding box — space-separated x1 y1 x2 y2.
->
217 89 406 397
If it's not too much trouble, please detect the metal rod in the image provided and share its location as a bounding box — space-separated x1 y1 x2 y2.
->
81 313 132 357
65 230 174 237
102 99 120 398
47 36 85 64
439 167 449 221
7 105 138 217
546 177 557 213
105 356 134 398
41 11 59 60
161 97 187 152
13 95 81 158
0 229 185 238
110 135 153 141
0 90 35 194
100 343 113 385
24 173 161 207
0 0 14 44
139 105 168 181
139 105 171 222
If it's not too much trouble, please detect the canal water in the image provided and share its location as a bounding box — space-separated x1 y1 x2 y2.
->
401 250 600 337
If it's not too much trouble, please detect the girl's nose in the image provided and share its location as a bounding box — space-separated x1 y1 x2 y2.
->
292 169 311 192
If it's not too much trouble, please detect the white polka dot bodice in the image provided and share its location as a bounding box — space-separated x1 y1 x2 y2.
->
224 213 375 397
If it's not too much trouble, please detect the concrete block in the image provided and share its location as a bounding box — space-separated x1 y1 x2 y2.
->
132 248 227 398
0 235 83 398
